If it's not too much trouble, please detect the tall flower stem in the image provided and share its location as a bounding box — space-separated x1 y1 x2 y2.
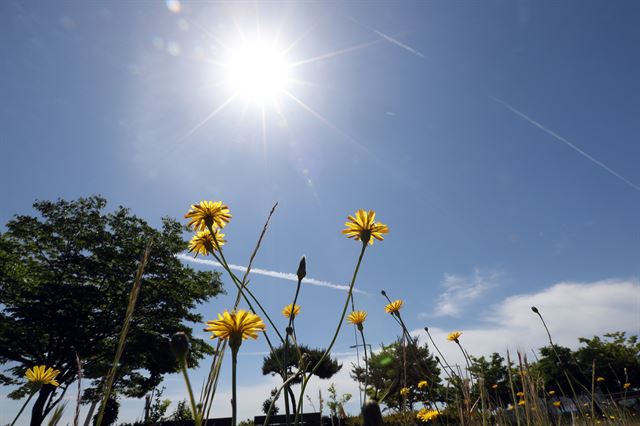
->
358 327 369 407
10 388 38 426
95 245 150 426
294 243 367 425
231 344 239 426
181 361 201 426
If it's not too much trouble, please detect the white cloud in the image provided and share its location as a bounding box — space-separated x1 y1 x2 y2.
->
414 278 640 370
425 268 501 318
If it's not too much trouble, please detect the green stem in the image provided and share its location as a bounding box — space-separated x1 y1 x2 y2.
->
358 328 369 407
181 362 201 426
11 388 38 426
231 345 238 426
294 243 367 425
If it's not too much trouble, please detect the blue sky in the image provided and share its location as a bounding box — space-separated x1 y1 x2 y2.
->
1 1 639 423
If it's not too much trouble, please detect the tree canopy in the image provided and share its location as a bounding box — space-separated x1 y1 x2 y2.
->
350 338 442 411
0 196 224 425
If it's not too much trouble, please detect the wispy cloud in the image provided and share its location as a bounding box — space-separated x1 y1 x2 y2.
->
414 278 640 369
492 97 640 192
423 268 501 318
177 254 366 294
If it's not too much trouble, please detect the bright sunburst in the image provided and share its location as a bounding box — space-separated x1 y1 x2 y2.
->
224 39 291 104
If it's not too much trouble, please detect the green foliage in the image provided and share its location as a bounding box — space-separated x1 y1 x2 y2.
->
168 399 193 421
327 383 351 420
0 196 224 424
92 397 118 426
350 338 442 411
144 386 171 424
261 344 342 383
574 332 640 392
468 352 512 403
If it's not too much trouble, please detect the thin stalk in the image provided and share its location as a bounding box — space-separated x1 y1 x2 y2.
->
95 245 150 426
181 362 201 426
294 243 367 425
11 388 38 426
358 327 369 407
74 354 82 426
231 345 238 426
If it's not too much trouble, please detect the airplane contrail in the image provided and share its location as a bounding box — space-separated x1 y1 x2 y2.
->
492 97 640 192
177 254 367 294
372 29 425 58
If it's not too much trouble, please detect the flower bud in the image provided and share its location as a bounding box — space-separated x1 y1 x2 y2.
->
531 306 539 314
424 327 429 333
297 256 306 281
286 326 294 336
380 290 387 296
171 332 189 364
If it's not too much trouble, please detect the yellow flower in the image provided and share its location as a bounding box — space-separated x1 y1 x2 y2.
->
548 390 556 396
552 401 561 407
447 331 462 342
418 380 428 389
596 376 605 382
609 416 615 420
282 304 301 319
516 391 524 397
492 384 498 389
347 311 367 326
25 365 60 387
342 210 389 245
416 408 439 422
507 405 513 411
400 387 410 397
518 400 525 406
385 299 403 314
205 310 265 342
185 200 231 231
188 229 226 256
624 383 631 389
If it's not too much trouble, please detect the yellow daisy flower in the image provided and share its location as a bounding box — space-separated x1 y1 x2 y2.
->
399 387 409 397
185 200 231 231
416 408 439 422
188 229 226 256
518 400 525 406
624 383 631 389
25 365 60 387
516 391 524 397
282 304 301 319
342 210 389 245
205 310 265 342
552 401 561 407
596 376 605 382
418 380 428 389
548 390 556 396
385 299 404 314
447 331 462 342
347 311 367 326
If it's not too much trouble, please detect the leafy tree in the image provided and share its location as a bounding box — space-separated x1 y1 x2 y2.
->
574 332 640 393
350 339 442 411
535 345 588 394
468 353 511 404
262 344 342 412
262 344 343 383
168 399 193 421
0 196 224 425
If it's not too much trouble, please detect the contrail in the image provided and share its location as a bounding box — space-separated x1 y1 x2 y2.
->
493 97 640 192
372 29 425 58
347 16 424 59
177 254 367 294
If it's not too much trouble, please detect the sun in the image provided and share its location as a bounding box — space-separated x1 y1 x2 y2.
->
224 39 291 104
